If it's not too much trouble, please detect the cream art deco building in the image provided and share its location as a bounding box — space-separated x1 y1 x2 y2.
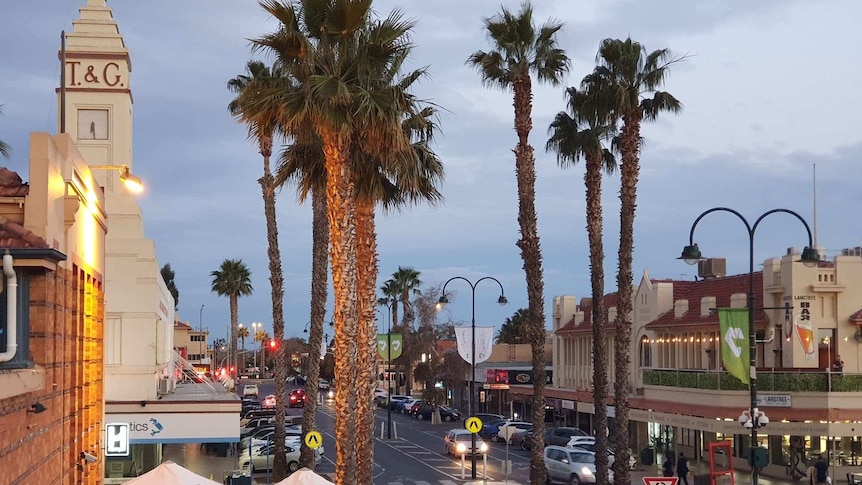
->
536 248 862 479
0 2 213 482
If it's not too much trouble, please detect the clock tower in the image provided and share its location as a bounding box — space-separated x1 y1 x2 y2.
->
59 0 132 194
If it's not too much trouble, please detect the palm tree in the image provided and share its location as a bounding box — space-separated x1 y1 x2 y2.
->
238 325 250 352
390 266 422 327
467 5 568 483
252 3 421 483
546 78 617 485
0 105 10 159
377 280 399 330
210 259 253 379
494 308 530 344
228 59 292 478
591 38 683 485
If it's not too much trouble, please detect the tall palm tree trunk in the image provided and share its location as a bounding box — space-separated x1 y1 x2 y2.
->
585 152 611 485
301 185 329 469
258 143 289 480
612 111 642 485
355 198 379 485
322 132 359 485
512 76 548 485
230 296 239 378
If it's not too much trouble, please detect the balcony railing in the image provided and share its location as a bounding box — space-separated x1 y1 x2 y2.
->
642 368 862 392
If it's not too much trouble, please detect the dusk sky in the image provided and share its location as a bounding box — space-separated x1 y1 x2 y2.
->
2 1 860 343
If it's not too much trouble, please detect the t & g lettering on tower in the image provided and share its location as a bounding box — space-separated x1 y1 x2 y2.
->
105 423 130 456
65 59 128 88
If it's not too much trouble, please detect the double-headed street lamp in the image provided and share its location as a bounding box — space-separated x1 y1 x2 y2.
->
679 207 819 485
438 276 507 479
377 300 395 439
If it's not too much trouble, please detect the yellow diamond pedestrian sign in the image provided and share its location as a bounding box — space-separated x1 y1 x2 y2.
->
465 417 483 434
304 431 323 449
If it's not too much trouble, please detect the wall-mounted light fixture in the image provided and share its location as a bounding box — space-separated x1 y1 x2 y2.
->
28 402 47 414
90 164 145 193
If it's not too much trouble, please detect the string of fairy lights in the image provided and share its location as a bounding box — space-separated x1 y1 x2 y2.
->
640 335 720 344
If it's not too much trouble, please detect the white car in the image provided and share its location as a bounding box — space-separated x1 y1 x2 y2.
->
400 398 422 414
239 443 321 474
494 421 533 443
242 384 259 398
566 435 597 448
444 429 489 456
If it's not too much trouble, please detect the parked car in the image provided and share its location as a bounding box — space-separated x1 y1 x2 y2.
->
407 401 425 416
488 421 532 443
400 398 422 414
385 395 411 410
262 394 277 408
463 413 504 426
477 419 510 441
242 384 259 398
444 429 489 456
545 445 611 484
566 436 597 448
319 380 331 391
240 417 276 437
414 404 462 422
239 442 320 473
240 408 276 424
288 389 307 408
519 427 589 450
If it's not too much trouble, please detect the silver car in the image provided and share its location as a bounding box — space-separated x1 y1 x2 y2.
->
239 443 320 474
544 445 613 484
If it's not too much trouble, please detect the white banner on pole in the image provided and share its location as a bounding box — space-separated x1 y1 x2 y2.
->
320 337 326 360
455 326 494 364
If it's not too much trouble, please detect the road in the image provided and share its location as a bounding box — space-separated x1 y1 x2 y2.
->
244 379 531 485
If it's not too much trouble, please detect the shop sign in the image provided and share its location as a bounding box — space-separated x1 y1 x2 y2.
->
507 370 553 385
756 394 791 407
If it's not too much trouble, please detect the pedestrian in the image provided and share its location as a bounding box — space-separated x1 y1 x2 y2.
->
833 354 844 373
814 454 829 485
676 452 690 485
662 457 674 477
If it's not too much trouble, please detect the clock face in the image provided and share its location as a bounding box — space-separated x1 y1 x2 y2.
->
77 109 109 140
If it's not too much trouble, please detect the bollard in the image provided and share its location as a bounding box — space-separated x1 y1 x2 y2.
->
461 454 466 480
393 422 398 440
483 453 488 479
380 422 384 439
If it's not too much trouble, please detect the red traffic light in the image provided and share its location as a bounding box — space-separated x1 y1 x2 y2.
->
269 339 277 350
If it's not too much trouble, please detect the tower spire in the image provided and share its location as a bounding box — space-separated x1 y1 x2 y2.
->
87 0 107 7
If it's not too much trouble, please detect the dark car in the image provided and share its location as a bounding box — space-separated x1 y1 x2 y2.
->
477 419 509 441
414 404 462 422
519 427 589 450
288 389 307 408
463 413 505 426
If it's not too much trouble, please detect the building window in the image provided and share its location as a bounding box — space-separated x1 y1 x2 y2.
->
190 334 205 342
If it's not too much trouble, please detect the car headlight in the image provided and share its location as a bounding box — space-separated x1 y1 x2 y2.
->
479 443 488 453
456 443 466 453
328 390 334 399
581 467 593 476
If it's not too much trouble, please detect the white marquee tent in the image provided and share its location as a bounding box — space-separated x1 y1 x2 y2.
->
273 468 334 485
125 461 222 485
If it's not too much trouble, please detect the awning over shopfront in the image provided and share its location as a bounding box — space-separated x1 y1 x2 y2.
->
107 411 239 443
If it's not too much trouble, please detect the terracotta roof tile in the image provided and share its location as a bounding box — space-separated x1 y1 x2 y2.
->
0 167 29 197
0 216 48 249
645 272 768 330
850 309 862 323
556 293 619 335
174 321 192 330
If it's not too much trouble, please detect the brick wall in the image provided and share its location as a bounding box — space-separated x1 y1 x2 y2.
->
0 262 105 485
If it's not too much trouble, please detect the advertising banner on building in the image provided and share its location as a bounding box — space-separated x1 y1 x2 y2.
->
717 308 750 384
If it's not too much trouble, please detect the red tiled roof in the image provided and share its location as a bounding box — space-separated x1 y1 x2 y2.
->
0 216 48 249
174 321 192 330
0 167 29 197
645 272 768 330
850 309 862 324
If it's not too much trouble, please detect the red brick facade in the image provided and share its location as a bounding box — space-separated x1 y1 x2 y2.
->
0 259 105 485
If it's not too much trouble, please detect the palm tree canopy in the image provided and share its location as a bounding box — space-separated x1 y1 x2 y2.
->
0 105 11 159
593 37 684 120
466 2 569 89
495 308 530 344
227 60 290 153
210 259 254 298
546 85 617 173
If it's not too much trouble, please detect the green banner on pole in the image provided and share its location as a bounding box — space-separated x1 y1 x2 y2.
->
377 333 402 360
718 308 750 385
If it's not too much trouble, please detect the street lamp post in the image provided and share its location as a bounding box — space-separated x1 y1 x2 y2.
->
438 276 507 479
199 304 205 368
377 301 394 439
679 207 819 485
252 322 262 377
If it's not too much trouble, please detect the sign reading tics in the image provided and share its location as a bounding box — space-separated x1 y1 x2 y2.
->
105 423 130 457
